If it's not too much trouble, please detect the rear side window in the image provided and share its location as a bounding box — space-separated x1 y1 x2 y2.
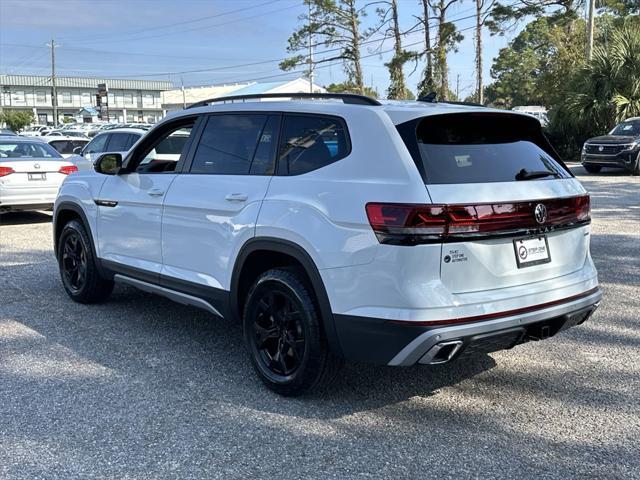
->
396 113 571 184
107 133 132 152
190 114 272 175
278 114 349 176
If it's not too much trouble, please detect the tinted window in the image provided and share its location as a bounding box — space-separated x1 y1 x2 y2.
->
250 115 279 175
0 141 62 159
278 114 349 176
397 113 571 184
85 134 109 154
190 114 268 175
107 133 132 152
125 133 141 150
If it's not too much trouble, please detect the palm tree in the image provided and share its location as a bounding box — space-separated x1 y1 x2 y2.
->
563 24 640 133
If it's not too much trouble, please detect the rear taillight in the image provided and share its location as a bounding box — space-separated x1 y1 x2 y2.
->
0 166 15 177
366 195 591 245
58 165 78 175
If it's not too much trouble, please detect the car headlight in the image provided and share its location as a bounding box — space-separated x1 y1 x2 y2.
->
622 141 639 151
581 143 587 154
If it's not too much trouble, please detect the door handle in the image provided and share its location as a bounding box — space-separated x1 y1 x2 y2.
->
148 189 165 197
225 193 248 202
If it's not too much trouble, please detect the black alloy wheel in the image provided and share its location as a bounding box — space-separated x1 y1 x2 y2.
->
252 290 306 377
243 268 342 396
57 219 114 303
61 231 87 293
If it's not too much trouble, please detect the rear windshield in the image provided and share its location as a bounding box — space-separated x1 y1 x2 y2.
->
0 141 62 159
49 140 88 154
396 113 571 184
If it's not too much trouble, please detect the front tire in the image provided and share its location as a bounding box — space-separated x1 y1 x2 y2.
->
58 219 114 303
243 268 342 396
631 153 640 176
583 164 602 173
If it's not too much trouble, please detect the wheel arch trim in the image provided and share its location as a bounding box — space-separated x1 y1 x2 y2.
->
230 237 343 358
54 201 106 277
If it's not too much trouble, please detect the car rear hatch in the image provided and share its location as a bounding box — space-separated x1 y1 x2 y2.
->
389 111 591 294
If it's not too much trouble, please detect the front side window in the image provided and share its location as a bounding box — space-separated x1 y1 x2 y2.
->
134 120 195 173
190 114 273 175
278 114 349 176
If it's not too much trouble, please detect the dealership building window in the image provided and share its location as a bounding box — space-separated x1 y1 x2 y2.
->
142 93 154 107
35 90 47 104
124 93 134 106
12 90 26 104
61 91 72 104
81 92 92 106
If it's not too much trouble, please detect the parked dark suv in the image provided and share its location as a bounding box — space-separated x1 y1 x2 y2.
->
581 117 640 175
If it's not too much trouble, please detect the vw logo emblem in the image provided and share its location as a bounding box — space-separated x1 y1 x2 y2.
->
34 163 41 169
598 145 604 152
534 203 547 224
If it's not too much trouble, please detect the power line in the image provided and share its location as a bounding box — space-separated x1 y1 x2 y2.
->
55 0 283 42
78 3 301 45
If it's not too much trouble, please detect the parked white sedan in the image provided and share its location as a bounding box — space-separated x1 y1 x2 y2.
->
0 138 77 213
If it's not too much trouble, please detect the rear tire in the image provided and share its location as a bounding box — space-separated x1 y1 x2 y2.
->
583 164 602 173
243 268 342 396
58 219 114 303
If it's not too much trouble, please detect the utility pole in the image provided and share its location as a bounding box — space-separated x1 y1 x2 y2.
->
181 76 186 109
49 39 58 127
456 74 460 100
587 0 595 60
308 1 314 93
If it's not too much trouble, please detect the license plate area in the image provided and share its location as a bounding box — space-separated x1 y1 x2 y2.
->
28 173 47 181
513 235 551 268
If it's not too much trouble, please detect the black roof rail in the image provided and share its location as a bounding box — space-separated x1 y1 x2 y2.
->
186 92 381 109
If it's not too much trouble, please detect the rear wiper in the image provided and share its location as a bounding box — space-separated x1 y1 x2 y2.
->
515 169 562 181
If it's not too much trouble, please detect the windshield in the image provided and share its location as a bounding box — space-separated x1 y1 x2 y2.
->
396 112 571 184
610 121 640 136
49 140 88 155
0 141 62 159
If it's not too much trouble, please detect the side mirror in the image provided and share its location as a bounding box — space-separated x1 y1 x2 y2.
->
94 152 123 175
73 146 83 155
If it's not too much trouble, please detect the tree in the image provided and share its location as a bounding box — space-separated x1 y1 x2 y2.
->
325 81 379 97
416 0 435 97
382 0 411 99
561 24 640 133
431 0 464 101
473 0 497 104
484 17 586 108
0 111 34 132
281 0 380 95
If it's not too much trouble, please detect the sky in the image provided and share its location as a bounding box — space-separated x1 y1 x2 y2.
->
0 0 525 99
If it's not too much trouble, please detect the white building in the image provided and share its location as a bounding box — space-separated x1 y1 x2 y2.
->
162 78 325 111
0 75 172 125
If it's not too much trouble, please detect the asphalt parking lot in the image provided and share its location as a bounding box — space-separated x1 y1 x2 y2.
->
1 166 638 480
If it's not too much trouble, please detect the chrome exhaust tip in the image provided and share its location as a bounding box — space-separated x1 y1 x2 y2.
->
418 340 464 365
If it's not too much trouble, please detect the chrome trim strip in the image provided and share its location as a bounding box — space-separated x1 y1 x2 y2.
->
114 274 223 318
388 289 602 366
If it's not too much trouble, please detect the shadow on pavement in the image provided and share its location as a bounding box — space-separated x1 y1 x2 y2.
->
0 211 52 226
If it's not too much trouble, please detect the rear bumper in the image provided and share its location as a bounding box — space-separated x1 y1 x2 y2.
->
334 287 602 366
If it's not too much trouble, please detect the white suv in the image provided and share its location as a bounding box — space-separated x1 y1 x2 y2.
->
53 93 602 395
